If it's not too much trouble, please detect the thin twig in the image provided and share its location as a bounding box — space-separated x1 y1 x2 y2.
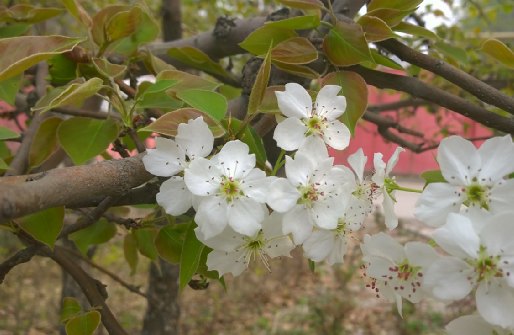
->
0 246 37 284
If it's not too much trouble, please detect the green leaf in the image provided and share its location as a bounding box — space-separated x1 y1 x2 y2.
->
168 46 230 77
323 22 374 67
0 36 86 81
29 117 63 169
92 58 127 79
271 37 318 64
33 78 103 113
133 228 159 261
180 221 204 293
57 118 119 166
367 0 422 11
139 108 225 138
137 91 184 110
363 9 416 27
219 85 242 100
239 26 298 55
322 71 368 137
0 5 63 24
222 118 266 165
0 158 11 170
393 21 440 40
124 233 139 276
308 259 315 272
265 15 321 29
272 61 320 79
61 0 93 28
197 246 219 279
65 311 101 335
92 5 129 46
0 24 30 38
433 42 468 66
276 0 325 10
16 207 64 249
143 52 176 76
135 80 179 100
0 73 21 107
479 39 514 70
68 218 117 255
176 90 227 121
155 224 184 264
420 169 447 189
357 15 400 42
61 297 83 324
47 54 78 85
106 6 142 42
248 43 272 115
155 70 220 92
370 49 404 70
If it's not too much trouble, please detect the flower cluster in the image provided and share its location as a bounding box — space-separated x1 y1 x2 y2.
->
142 83 514 332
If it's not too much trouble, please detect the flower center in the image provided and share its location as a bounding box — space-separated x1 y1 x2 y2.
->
303 115 327 136
464 182 489 207
297 183 323 207
467 246 503 283
219 176 243 201
239 231 271 271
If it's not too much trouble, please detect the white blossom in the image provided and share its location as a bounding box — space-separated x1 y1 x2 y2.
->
303 197 365 265
195 211 295 277
414 135 514 227
446 315 514 335
361 232 439 306
273 83 351 152
184 140 275 239
372 147 405 229
142 117 213 216
267 150 347 244
424 212 514 328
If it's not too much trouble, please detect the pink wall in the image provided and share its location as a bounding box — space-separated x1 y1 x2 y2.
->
331 86 492 175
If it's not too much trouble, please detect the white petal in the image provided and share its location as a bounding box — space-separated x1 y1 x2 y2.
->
385 147 405 176
371 153 386 186
176 117 214 159
476 278 514 329
438 136 481 186
184 157 222 196
297 135 329 165
446 315 501 335
311 157 336 185
489 179 514 214
156 177 192 216
322 120 351 150
433 213 480 260
285 152 314 187
303 229 335 262
273 117 307 151
461 206 492 234
364 255 396 280
361 232 406 262
267 178 300 213
195 196 228 239
413 183 464 227
424 257 475 300
206 249 246 277
382 190 398 230
192 195 203 211
240 169 275 203
262 211 285 240
217 140 255 179
348 148 367 183
282 204 314 245
194 225 243 252
312 197 342 229
227 197 263 236
478 135 514 185
404 242 440 269
142 137 186 176
276 83 312 119
315 85 346 121
327 238 348 266
480 213 514 260
265 236 295 259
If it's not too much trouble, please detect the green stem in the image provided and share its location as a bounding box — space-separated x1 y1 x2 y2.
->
271 150 286 176
394 186 423 193
320 21 334 29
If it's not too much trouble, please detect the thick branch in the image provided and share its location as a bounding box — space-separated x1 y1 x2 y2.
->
0 246 37 284
346 66 514 134
362 111 424 138
379 39 514 116
54 106 122 120
367 99 431 112
0 154 152 224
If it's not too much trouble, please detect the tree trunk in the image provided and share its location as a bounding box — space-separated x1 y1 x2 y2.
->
141 258 180 335
161 0 182 42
